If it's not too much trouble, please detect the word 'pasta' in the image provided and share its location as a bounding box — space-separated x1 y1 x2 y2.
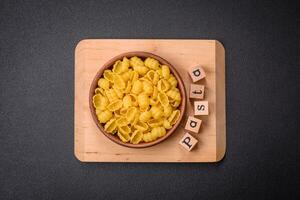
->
93 56 181 144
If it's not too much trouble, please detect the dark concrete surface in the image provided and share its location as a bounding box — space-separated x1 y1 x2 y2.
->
0 0 299 199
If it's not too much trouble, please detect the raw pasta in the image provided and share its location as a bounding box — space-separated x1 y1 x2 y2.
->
92 56 182 144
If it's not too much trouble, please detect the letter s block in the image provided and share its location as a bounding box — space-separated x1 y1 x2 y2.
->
194 101 209 116
179 133 198 151
185 116 202 133
188 66 206 82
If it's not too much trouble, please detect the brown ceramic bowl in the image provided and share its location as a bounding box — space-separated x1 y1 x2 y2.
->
89 52 186 148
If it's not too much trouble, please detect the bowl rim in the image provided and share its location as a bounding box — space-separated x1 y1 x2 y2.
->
89 51 186 148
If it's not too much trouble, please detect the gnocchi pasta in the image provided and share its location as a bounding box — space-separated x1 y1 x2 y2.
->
92 56 181 144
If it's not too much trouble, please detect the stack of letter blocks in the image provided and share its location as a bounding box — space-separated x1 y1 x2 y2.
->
179 66 208 151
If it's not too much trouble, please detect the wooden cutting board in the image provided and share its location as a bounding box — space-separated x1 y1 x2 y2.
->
74 39 226 162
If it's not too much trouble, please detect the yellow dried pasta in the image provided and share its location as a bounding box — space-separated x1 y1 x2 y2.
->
168 110 180 125
97 110 112 123
104 118 117 134
131 80 143 94
130 130 143 144
137 93 149 111
157 79 170 93
93 56 182 144
107 100 123 111
161 65 170 79
98 78 110 90
158 92 169 107
144 57 160 70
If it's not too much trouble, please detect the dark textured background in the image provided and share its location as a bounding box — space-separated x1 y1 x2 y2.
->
0 0 299 199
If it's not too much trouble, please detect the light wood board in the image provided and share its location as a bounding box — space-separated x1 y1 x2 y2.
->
74 39 226 162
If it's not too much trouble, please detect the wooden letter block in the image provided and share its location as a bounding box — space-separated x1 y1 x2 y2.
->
194 101 209 115
189 65 206 82
185 116 202 133
179 133 198 151
189 84 205 99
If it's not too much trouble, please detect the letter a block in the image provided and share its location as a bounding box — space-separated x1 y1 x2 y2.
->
185 116 202 133
194 101 209 115
179 133 198 151
189 84 205 99
189 66 206 82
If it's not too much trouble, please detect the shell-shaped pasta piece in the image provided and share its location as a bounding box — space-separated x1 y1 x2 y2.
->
166 89 181 101
116 116 129 127
144 57 160 70
117 130 130 142
97 110 113 123
146 70 159 85
133 65 149 76
121 70 131 82
107 100 123 111
92 94 102 108
124 81 132 94
98 78 110 90
128 94 138 106
112 60 123 74
161 65 170 79
126 107 138 123
130 56 144 68
138 93 149 111
103 70 115 83
168 110 180 125
114 74 126 89
139 111 152 122
93 94 108 110
158 92 169 107
132 111 140 126
163 104 173 117
131 80 143 94
105 89 119 102
163 119 172 130
104 118 117 134
168 74 178 88
152 86 158 99
130 130 143 144
134 121 149 132
113 87 124 99
122 95 132 109
143 132 152 142
142 80 153 95
171 100 181 108
151 127 166 138
156 68 162 77
118 125 131 135
157 79 171 93
130 71 139 83
147 119 163 128
150 106 163 120
121 57 130 71
112 58 129 74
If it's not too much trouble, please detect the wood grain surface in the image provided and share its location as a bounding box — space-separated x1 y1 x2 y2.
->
74 39 226 162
